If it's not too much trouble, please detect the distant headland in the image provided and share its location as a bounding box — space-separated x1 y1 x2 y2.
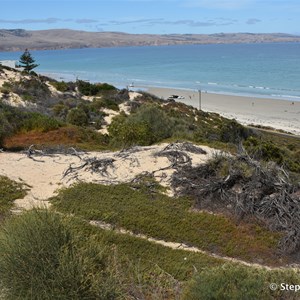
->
1 29 300 51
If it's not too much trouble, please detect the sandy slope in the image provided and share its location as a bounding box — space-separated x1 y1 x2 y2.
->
0 143 218 212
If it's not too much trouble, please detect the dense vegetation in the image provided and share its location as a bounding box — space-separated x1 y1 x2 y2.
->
0 210 120 299
183 264 300 300
0 176 26 218
51 181 282 265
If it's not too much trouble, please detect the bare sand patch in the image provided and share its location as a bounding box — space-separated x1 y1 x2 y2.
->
0 143 217 212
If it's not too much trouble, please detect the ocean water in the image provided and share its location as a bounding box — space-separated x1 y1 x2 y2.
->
1 43 300 100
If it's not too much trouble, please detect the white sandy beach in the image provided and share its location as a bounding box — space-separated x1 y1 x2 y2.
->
147 87 300 135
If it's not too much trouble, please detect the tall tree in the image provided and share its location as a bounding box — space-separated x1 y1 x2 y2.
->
19 49 39 73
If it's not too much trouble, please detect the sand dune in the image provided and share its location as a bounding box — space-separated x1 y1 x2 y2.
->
0 143 218 212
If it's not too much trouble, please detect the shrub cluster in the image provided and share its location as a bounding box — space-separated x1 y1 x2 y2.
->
51 182 280 264
108 104 174 147
3 77 51 103
0 176 26 218
49 80 76 93
0 103 63 147
77 80 116 96
183 264 300 300
0 210 120 299
245 136 300 173
21 112 62 133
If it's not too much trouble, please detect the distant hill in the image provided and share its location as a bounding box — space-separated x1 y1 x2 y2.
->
1 29 300 51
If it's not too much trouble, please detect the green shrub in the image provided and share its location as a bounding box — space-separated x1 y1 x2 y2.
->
92 98 120 111
0 112 13 147
182 264 300 300
220 119 251 143
77 80 116 96
0 104 28 146
52 102 69 118
245 137 285 165
108 105 173 146
0 209 120 300
108 113 153 147
51 182 281 264
49 81 69 92
9 77 51 103
130 105 173 141
66 108 89 126
0 176 26 217
21 113 62 133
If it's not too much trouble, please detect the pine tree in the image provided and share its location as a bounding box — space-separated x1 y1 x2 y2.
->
19 49 39 73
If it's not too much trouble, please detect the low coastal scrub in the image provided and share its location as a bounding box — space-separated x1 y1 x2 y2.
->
183 264 300 300
0 210 120 300
0 103 63 147
172 153 300 254
4 126 109 151
108 104 173 146
1 209 299 299
2 77 51 103
0 103 26 147
0 176 26 218
245 135 300 173
49 80 76 93
51 182 282 265
0 209 221 299
77 80 116 96
20 112 63 133
108 100 254 149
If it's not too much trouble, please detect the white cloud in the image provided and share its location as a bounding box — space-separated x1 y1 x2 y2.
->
184 0 254 9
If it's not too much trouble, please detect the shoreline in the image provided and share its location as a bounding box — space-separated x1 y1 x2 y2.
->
36 72 300 135
145 86 300 135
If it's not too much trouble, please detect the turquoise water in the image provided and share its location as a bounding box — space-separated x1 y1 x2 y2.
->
1 43 300 100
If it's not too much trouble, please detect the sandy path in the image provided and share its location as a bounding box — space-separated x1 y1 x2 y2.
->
89 220 299 270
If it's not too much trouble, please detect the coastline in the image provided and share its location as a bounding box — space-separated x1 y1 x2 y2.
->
14 68 300 136
146 86 300 135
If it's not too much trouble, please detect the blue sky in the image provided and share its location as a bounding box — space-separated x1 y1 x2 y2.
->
1 0 300 34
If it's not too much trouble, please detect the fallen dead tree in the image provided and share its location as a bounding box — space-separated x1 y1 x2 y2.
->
63 157 115 180
22 145 116 180
155 142 207 169
23 144 86 159
172 153 300 254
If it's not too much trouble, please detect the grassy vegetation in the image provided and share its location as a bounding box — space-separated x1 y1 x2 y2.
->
1 209 298 299
4 126 110 151
20 112 63 133
0 209 224 299
183 264 300 300
4 72 299 173
74 215 225 287
0 176 27 218
77 80 117 96
49 80 76 93
0 210 120 300
2 77 51 103
51 182 282 265
244 132 300 174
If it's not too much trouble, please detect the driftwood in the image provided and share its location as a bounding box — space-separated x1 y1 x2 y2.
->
114 146 146 168
154 142 206 170
63 157 115 180
23 144 85 160
172 154 300 254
